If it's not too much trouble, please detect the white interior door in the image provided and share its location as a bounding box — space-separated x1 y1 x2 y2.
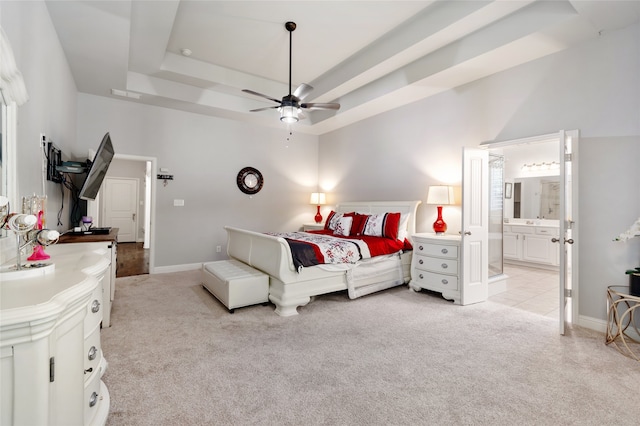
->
557 130 578 335
104 177 138 242
462 148 489 305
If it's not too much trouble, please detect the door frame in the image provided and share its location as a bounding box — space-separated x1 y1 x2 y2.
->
481 131 579 331
86 153 157 273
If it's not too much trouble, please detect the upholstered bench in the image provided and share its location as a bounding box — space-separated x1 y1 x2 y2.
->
201 259 269 313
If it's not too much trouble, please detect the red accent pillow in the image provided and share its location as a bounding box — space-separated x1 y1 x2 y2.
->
349 213 369 236
382 212 401 240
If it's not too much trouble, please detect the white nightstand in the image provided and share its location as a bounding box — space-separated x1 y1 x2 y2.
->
302 223 324 231
410 233 462 304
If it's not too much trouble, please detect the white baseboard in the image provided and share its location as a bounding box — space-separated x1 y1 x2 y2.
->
488 274 508 296
577 315 607 333
151 262 202 274
579 314 640 341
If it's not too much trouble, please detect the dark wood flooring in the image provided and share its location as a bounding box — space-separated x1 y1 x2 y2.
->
116 242 149 277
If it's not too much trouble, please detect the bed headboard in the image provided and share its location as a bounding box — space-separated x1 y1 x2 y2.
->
335 200 422 237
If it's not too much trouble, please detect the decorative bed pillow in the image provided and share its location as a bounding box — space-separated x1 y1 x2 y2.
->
333 216 353 236
349 213 369 236
397 213 410 242
324 211 337 230
325 211 355 232
363 212 401 240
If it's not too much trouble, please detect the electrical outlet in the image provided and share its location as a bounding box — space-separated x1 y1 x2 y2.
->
216 245 222 253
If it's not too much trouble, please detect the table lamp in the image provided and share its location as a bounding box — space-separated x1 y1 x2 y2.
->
310 192 326 223
427 185 454 234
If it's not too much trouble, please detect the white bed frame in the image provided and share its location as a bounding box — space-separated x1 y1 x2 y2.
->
223 201 421 316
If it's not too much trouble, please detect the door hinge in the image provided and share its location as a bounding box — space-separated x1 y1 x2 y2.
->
49 357 55 382
565 289 572 298
564 153 572 162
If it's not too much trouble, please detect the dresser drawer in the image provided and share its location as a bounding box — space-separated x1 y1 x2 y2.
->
412 270 459 291
414 242 458 259
84 373 103 426
414 255 457 274
84 326 102 382
84 285 103 332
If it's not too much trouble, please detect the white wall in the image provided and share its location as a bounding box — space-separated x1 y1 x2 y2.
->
76 94 320 267
319 23 640 323
0 0 77 232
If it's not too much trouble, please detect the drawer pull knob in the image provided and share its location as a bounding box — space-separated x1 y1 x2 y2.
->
89 392 98 408
91 300 100 313
419 274 424 279
418 259 423 264
441 263 448 269
418 245 423 251
88 346 98 361
441 248 448 254
442 279 448 285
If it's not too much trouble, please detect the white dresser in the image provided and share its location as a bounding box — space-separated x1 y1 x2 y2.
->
0 250 110 425
57 229 118 327
410 233 465 304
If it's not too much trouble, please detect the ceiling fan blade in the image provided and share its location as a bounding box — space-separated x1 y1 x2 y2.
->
249 106 280 112
300 102 341 111
242 89 281 104
293 83 314 101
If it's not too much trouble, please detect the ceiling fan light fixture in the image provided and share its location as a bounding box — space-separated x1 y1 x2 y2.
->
279 105 299 123
243 21 340 123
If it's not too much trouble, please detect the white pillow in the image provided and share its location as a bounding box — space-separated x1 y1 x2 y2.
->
397 213 410 241
333 216 353 236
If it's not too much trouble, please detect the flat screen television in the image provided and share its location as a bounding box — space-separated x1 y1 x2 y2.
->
79 132 115 201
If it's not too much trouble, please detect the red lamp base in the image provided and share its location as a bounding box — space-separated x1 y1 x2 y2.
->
432 205 447 234
314 205 323 224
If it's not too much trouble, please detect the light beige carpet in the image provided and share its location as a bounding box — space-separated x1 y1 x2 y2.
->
102 270 640 425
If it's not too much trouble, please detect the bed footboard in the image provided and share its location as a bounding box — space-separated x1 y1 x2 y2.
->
224 226 299 283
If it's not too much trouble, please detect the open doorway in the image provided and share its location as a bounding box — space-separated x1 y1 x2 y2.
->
87 153 156 276
482 131 578 333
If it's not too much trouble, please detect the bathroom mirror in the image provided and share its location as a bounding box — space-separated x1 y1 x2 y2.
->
509 176 560 220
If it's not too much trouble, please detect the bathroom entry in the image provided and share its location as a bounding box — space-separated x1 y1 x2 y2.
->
484 130 579 335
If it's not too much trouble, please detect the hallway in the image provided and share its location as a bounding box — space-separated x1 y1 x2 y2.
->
116 242 149 277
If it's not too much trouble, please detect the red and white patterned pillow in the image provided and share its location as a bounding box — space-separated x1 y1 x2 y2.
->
362 212 402 240
325 211 355 232
333 216 353 236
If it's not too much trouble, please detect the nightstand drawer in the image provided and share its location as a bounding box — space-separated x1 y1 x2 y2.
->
414 242 458 258
414 255 457 274
412 270 459 291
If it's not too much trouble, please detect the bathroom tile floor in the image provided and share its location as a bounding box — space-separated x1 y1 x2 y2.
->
489 264 560 319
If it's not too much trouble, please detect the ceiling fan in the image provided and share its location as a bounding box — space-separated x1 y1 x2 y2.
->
242 21 340 123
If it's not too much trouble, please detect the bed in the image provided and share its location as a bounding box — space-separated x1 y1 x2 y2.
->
222 201 421 316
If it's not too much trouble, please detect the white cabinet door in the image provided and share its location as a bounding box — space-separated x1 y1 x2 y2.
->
503 232 520 259
523 234 554 264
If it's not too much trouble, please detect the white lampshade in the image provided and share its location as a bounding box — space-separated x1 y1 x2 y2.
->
310 192 326 205
426 185 454 206
279 105 299 123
